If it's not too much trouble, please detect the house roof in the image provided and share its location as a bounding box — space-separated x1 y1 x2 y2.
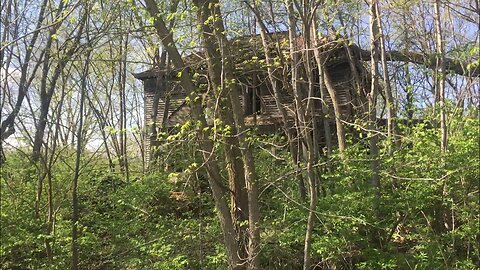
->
132 67 167 80
133 32 318 81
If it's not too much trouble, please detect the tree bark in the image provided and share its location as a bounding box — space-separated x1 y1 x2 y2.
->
245 2 306 201
87 96 115 171
193 0 250 252
1 0 48 141
285 1 320 269
34 9 88 225
434 0 447 153
31 0 66 163
143 1 243 268
369 0 381 209
192 1 261 267
311 20 333 156
322 64 346 156
71 24 91 270
374 3 398 147
118 21 130 180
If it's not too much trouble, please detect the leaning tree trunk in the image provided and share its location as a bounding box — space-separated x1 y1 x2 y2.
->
193 0 250 255
1 0 48 142
192 1 261 267
285 1 319 269
321 63 347 157
311 22 346 157
311 19 333 156
34 7 87 220
375 3 398 147
143 1 243 268
246 2 307 201
31 0 66 163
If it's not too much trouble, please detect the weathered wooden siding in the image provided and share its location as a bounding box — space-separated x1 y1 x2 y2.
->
135 35 370 165
144 68 357 131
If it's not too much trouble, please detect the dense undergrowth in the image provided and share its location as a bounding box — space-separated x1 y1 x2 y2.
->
1 118 479 269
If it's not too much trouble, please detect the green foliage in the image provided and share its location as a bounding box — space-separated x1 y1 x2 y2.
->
1 116 478 269
251 116 479 269
0 148 224 269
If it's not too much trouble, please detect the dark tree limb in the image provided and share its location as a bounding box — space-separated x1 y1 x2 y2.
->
350 44 479 77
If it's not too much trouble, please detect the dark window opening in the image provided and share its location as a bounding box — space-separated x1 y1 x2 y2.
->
244 87 262 115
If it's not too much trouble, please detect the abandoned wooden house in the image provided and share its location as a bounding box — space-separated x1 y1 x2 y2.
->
134 33 371 163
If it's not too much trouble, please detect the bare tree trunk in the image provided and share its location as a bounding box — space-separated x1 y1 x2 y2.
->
118 24 130 180
245 2 306 200
87 96 115 171
105 44 122 168
71 25 91 270
193 1 250 253
35 3 86 219
434 0 447 154
0 0 12 70
285 1 320 269
302 18 323 270
311 20 333 156
143 1 243 268
303 10 321 163
0 0 13 164
312 15 346 156
369 0 381 209
322 65 346 156
192 1 260 267
1 0 48 141
432 0 450 237
401 13 415 121
31 0 66 162
375 3 398 147
43 75 69 263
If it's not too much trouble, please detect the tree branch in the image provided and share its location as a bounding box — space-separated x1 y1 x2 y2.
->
350 44 479 77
